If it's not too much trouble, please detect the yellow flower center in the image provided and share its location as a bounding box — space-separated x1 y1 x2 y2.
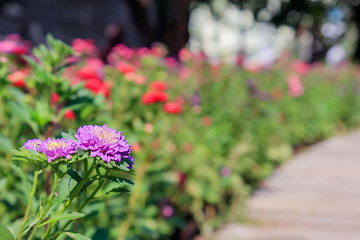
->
93 127 118 144
46 141 68 150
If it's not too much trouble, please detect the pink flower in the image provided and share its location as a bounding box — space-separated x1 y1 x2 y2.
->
151 44 167 57
164 57 178 69
134 75 147 85
291 61 310 75
72 38 97 55
161 205 174 218
287 75 305 98
179 67 191 80
112 44 134 60
137 47 150 57
0 34 29 55
178 48 192 62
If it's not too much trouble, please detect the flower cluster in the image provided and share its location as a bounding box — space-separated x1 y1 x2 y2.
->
0 34 29 55
75 124 133 164
23 125 133 167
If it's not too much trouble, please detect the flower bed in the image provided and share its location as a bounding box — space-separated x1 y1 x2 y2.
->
1 34 360 239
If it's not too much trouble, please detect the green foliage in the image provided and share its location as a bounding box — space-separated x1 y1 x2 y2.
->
0 224 15 240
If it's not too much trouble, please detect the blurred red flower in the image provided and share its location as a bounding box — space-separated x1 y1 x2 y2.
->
164 102 182 114
141 92 168 104
132 142 142 152
50 93 60 105
176 171 187 188
116 61 135 74
7 69 29 88
64 109 76 120
85 78 110 97
77 67 99 80
150 81 167 91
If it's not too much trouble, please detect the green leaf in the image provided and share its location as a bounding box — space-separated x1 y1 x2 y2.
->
61 132 77 141
117 165 130 172
0 224 15 240
56 231 90 240
67 168 82 183
10 164 30 195
59 165 68 173
39 212 85 227
106 186 130 195
102 176 134 186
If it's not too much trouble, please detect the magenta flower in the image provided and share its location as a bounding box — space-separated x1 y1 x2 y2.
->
287 74 305 98
75 125 133 166
24 139 43 151
40 138 78 163
161 205 174 218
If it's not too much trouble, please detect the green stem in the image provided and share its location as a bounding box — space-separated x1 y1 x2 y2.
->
16 166 39 240
28 169 61 240
54 172 107 239
41 162 95 240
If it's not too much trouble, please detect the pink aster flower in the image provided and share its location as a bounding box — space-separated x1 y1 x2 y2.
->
40 138 78 163
24 139 43 151
75 125 133 167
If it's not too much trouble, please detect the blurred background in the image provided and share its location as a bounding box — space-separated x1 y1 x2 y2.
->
1 0 360 64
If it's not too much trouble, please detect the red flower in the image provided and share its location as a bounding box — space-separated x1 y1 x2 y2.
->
50 93 60 105
150 81 167 91
164 102 182 114
77 67 99 80
116 61 135 74
7 69 29 88
64 110 76 120
141 92 168 104
176 171 187 188
85 78 110 97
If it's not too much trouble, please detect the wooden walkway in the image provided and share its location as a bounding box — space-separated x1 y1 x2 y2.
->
214 131 360 240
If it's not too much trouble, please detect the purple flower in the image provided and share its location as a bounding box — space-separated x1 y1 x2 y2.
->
220 166 231 178
161 205 174 218
24 139 43 151
75 124 133 165
40 138 78 163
